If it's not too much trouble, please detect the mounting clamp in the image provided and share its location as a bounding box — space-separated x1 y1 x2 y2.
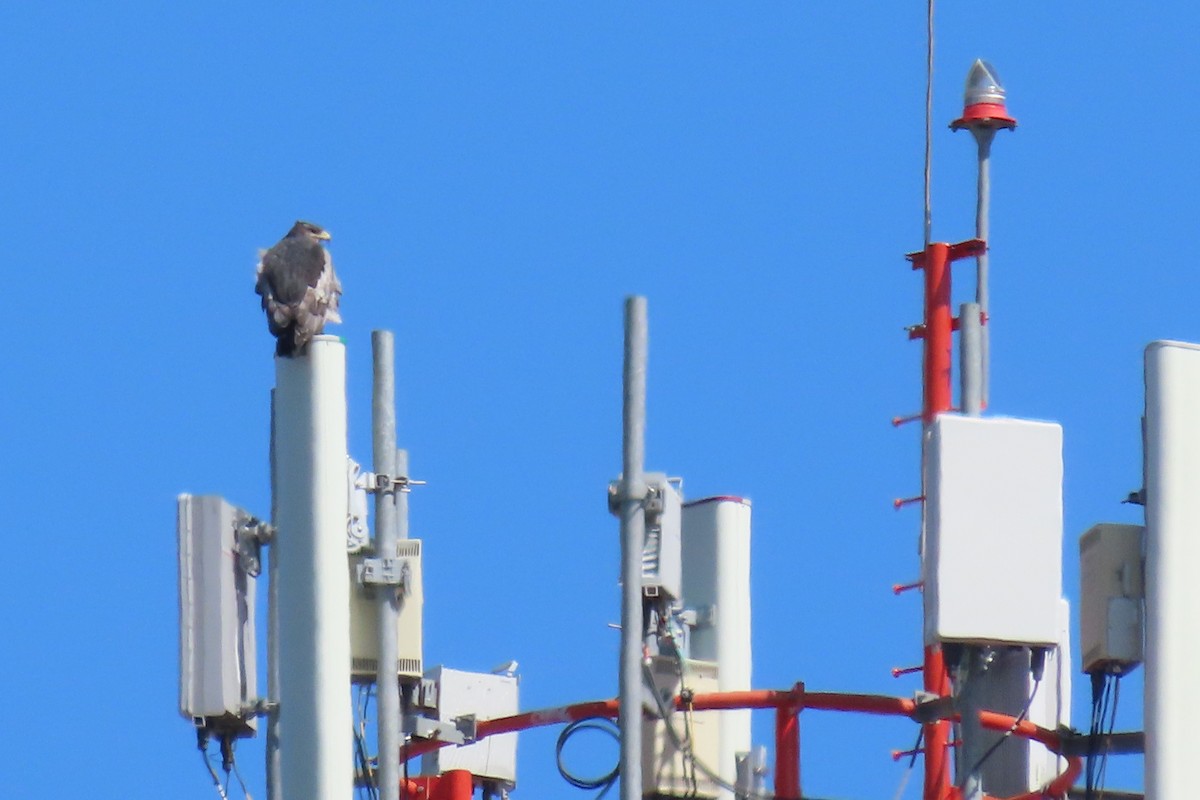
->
235 516 274 578
358 557 411 593
910 691 956 725
363 472 428 494
405 714 477 745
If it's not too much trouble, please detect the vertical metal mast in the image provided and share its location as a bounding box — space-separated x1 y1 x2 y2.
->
274 335 353 800
918 243 952 800
907 239 984 800
946 61 1015 799
951 59 1017 409
373 331 401 800
618 296 648 800
973 130 994 408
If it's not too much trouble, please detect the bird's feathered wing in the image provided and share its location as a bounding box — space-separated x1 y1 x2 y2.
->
255 233 341 357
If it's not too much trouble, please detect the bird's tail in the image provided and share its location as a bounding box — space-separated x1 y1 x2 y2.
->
275 328 298 358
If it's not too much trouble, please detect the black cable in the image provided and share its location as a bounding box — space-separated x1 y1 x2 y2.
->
555 717 620 799
1096 676 1121 798
1085 672 1113 799
197 727 230 800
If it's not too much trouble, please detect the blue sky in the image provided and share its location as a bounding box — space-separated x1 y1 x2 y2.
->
2 3 1191 797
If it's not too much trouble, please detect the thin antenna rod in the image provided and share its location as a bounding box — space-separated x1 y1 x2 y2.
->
618 297 648 800
373 331 401 800
974 130 995 407
923 0 935 247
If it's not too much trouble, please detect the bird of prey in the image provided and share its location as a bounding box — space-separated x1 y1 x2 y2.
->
255 221 342 357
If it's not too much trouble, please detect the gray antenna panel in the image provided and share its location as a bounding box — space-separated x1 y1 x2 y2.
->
178 494 258 735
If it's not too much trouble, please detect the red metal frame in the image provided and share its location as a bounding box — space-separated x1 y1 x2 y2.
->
396 688 1080 800
400 769 473 800
906 239 987 800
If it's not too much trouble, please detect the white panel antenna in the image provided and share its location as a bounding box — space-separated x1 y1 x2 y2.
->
1143 340 1200 798
641 473 683 603
923 415 1063 646
177 493 258 736
681 497 752 800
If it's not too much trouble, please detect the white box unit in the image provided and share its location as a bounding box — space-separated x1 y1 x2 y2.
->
974 599 1073 796
643 657 721 799
642 473 683 602
177 494 257 735
1080 523 1144 674
924 415 1063 646
348 540 423 681
419 666 519 785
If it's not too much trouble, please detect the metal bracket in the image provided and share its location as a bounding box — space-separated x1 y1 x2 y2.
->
234 516 274 578
416 678 439 710
1057 729 1144 756
362 472 427 494
1123 488 1146 506
404 714 476 745
358 557 411 592
245 698 279 717
910 691 956 724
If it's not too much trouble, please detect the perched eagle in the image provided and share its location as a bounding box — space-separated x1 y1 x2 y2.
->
255 221 342 357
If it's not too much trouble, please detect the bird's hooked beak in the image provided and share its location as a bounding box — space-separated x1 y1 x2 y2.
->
316 229 332 241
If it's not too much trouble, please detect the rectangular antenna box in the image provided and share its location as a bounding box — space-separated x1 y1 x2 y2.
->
177 494 257 734
924 415 1063 646
643 656 721 800
1079 523 1144 674
348 539 423 681
642 473 683 602
419 666 519 785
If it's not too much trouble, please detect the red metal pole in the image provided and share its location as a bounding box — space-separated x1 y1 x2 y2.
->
918 241 953 800
921 241 953 425
774 684 804 800
774 706 800 800
922 644 951 800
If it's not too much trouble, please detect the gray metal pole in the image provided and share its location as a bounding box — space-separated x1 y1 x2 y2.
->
960 302 983 417
958 647 988 800
373 331 401 800
974 129 995 407
267 390 282 800
619 297 648 800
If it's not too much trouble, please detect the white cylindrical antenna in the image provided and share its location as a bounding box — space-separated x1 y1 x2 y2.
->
682 496 753 800
618 296 648 800
372 331 402 800
274 336 353 800
1144 340 1200 798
